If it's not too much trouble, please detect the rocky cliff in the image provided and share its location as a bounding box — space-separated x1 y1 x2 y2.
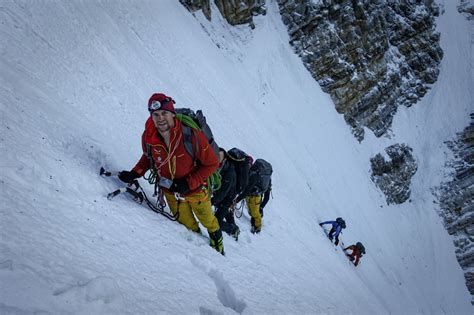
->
179 0 266 28
438 115 474 303
181 1 443 141
277 0 443 141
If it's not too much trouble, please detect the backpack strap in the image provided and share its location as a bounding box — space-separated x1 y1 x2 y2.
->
145 143 154 169
181 125 199 161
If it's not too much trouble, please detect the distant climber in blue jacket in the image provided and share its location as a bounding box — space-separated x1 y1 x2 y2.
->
319 217 346 246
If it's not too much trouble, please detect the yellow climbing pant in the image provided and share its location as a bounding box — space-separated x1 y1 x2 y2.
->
246 195 262 230
164 190 220 233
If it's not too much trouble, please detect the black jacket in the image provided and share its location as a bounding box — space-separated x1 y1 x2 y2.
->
211 159 237 208
231 158 250 195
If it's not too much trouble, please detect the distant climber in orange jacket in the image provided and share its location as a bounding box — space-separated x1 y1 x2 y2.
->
344 242 366 266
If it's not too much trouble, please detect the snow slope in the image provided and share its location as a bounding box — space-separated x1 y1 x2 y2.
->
0 0 472 314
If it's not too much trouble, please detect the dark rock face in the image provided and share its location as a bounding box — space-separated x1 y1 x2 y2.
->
277 0 443 141
179 0 267 28
370 143 418 204
438 115 474 304
215 0 267 28
179 0 212 21
458 0 474 19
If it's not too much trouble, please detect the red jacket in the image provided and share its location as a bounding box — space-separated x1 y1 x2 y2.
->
344 245 362 265
132 117 219 194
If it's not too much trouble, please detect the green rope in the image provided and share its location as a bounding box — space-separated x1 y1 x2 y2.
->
207 171 222 197
176 113 200 130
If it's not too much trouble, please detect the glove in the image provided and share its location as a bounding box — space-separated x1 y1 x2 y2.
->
118 170 139 184
259 208 264 218
171 178 190 194
319 223 323 226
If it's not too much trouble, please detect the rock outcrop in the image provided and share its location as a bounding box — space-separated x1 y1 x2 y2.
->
277 0 443 141
179 0 212 21
180 0 266 28
438 114 474 303
370 143 417 204
458 0 474 19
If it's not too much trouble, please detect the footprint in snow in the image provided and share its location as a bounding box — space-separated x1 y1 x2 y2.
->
190 256 247 314
53 276 121 304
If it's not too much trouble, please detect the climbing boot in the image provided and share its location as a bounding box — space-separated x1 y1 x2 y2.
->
209 229 225 255
251 225 261 234
250 218 261 234
230 224 240 241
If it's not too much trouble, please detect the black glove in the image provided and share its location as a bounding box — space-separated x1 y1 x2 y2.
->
319 223 323 226
171 178 190 194
118 170 139 184
259 208 264 218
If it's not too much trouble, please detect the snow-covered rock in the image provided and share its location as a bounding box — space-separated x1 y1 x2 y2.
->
277 0 443 141
370 143 417 205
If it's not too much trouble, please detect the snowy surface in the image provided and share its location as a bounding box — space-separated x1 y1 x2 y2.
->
0 0 472 314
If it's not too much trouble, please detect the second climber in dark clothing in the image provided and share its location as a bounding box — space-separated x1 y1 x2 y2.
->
212 148 240 240
235 159 273 234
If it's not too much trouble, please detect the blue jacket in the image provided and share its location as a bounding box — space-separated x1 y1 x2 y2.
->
320 221 342 236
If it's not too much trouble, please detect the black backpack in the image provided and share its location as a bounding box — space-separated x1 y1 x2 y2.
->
227 147 253 194
175 108 219 160
336 217 346 229
356 242 366 254
249 158 272 193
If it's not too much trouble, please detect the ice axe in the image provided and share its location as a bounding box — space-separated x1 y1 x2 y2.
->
99 167 179 221
100 167 144 204
100 167 119 177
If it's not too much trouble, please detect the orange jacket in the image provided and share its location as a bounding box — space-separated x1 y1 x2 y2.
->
344 245 362 265
132 117 219 194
